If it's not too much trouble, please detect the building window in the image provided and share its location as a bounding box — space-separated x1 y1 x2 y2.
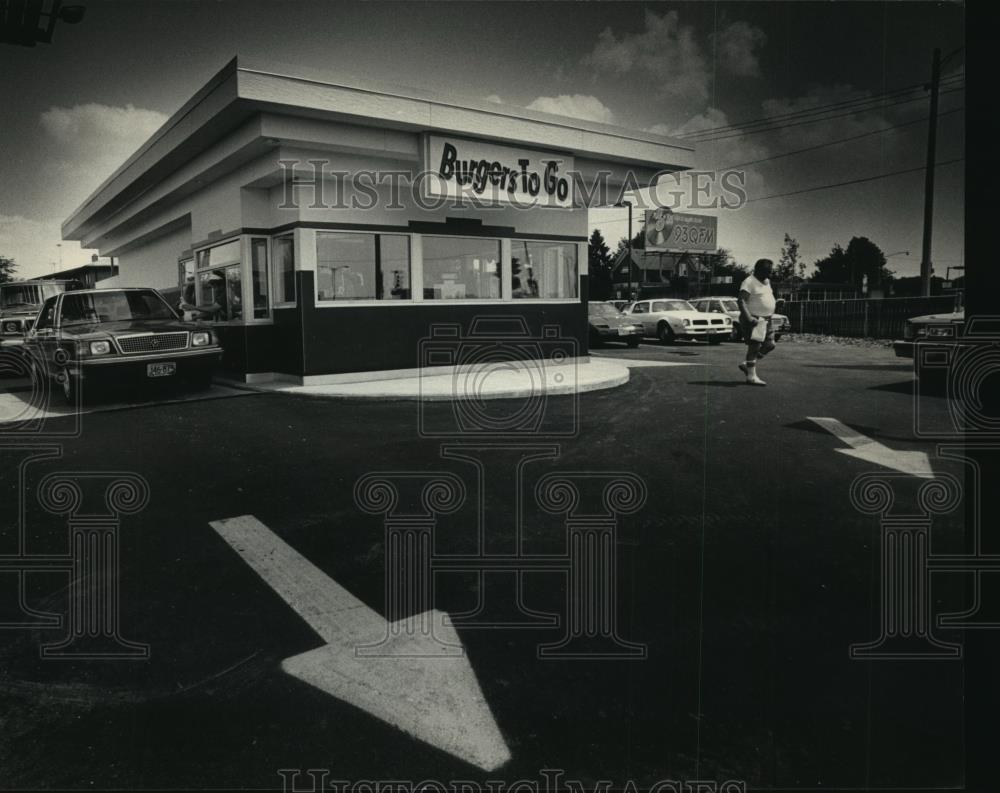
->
272 234 295 304
422 236 501 300
195 239 243 321
250 238 270 319
316 232 411 301
511 240 578 299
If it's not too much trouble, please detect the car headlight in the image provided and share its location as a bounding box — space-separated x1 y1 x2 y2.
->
927 326 955 338
724 317 732 325
89 340 112 355
191 331 212 347
682 319 691 327
914 326 928 337
3 321 20 333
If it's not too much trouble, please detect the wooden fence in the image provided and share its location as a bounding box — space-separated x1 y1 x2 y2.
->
790 296 961 339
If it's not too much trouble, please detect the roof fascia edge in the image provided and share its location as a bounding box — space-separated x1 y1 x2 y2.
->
62 57 240 240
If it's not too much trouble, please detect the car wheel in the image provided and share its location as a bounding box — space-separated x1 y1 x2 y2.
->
626 337 640 348
658 323 675 345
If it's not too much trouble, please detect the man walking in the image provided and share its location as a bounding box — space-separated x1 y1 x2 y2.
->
737 258 777 385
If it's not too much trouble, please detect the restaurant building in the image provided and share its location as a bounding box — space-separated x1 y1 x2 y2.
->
63 57 694 382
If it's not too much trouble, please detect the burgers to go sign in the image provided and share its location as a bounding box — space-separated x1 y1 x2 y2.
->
644 208 718 252
422 135 575 208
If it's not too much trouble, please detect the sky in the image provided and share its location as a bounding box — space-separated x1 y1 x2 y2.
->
0 0 965 280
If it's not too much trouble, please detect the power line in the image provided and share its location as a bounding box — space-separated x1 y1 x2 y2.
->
746 157 964 203
717 105 964 170
677 73 964 140
678 73 964 138
688 85 964 143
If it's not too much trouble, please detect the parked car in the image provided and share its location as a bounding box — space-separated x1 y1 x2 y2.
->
771 311 792 339
588 301 643 348
893 310 965 360
1 279 82 350
690 296 740 340
690 295 791 341
606 299 631 313
624 298 731 344
22 287 222 403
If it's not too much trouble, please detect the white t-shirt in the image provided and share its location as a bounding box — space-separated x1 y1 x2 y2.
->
740 274 776 316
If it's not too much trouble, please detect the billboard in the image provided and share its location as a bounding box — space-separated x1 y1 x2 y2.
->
643 208 718 253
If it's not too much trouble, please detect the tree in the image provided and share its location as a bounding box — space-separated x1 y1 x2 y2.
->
0 255 16 283
615 230 645 253
708 247 749 284
810 237 893 289
588 229 614 300
774 233 800 282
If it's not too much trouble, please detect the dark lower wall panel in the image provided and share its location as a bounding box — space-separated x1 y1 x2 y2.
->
297 271 588 376
214 323 281 375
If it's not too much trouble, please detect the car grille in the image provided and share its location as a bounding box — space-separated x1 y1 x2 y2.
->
692 319 707 326
116 332 189 354
710 318 724 325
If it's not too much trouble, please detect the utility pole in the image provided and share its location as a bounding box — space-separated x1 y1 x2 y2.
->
919 48 941 297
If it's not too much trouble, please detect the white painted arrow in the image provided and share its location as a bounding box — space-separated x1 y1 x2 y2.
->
806 417 934 478
209 515 511 771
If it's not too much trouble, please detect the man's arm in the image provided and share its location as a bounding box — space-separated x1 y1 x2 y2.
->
738 290 756 323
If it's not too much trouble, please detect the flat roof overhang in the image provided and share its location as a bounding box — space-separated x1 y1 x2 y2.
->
63 56 695 244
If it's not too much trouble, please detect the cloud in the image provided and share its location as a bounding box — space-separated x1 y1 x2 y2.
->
585 10 709 101
38 103 168 218
526 94 616 125
483 94 504 104
713 21 767 77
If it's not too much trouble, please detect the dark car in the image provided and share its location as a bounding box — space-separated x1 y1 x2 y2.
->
0 279 82 349
893 310 965 359
23 287 222 403
588 301 643 348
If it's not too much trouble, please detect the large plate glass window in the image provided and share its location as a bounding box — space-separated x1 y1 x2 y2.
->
272 234 295 304
195 239 242 321
249 238 270 319
422 236 501 300
511 241 578 299
315 232 411 301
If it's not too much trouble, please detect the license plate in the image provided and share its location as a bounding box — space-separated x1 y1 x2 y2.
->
147 362 176 378
617 327 629 335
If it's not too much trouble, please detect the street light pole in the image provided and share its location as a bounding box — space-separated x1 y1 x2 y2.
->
615 200 633 301
626 201 633 301
919 48 941 297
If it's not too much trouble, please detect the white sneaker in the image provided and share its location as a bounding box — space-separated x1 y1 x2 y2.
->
747 374 767 386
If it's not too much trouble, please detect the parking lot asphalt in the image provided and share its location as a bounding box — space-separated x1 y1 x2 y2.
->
0 338 968 789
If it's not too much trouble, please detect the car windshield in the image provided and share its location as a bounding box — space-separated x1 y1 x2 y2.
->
1 284 41 309
652 300 695 312
721 299 738 312
60 290 176 325
590 303 622 317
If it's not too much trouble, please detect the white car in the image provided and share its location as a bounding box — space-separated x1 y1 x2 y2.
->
624 298 732 344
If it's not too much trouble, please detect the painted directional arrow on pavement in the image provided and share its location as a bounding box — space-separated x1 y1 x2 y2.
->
806 417 934 478
209 515 511 771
